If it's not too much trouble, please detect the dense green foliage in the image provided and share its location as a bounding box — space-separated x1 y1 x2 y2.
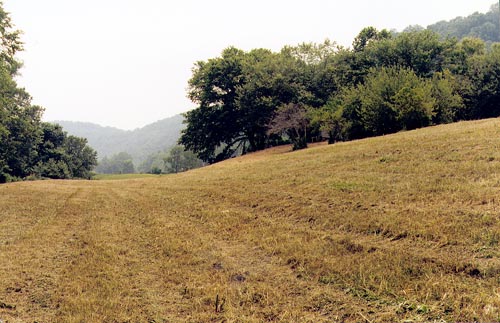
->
180 46 313 163
181 23 500 163
0 5 97 182
30 123 97 180
428 3 500 45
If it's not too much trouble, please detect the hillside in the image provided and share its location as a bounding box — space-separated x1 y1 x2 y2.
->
2 119 500 322
428 3 499 43
54 114 184 163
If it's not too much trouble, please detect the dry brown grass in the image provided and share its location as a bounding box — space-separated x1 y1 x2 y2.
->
2 119 500 322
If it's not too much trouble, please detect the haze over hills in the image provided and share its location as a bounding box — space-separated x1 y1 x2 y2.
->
53 114 184 163
427 2 499 43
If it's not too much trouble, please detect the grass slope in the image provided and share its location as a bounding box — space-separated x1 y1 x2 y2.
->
2 119 500 322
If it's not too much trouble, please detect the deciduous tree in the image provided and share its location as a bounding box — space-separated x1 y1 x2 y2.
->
268 103 310 150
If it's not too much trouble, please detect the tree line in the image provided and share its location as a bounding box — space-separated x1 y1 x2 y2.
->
180 26 500 163
428 3 499 45
95 145 203 175
0 5 97 183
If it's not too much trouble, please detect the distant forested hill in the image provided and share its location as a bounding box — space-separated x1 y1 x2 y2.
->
427 3 499 43
54 115 184 163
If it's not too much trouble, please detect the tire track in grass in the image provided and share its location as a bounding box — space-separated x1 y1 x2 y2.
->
51 182 156 322
0 181 97 322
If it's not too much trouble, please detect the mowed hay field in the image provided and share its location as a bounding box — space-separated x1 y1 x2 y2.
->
3 120 500 322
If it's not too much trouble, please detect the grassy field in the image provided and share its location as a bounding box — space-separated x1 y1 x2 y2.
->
2 119 500 322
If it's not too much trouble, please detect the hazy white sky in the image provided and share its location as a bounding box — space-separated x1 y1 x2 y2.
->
3 1 496 130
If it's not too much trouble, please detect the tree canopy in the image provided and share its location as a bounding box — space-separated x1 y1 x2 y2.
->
180 46 315 163
181 26 500 164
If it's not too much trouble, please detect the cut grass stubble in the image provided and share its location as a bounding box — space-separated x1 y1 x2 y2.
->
2 119 500 322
